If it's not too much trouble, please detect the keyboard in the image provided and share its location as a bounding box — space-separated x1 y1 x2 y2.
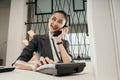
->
0 66 15 73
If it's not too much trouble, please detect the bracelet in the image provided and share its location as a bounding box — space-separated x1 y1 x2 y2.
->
57 42 63 45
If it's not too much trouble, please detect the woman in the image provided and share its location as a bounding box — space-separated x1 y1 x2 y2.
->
13 10 72 71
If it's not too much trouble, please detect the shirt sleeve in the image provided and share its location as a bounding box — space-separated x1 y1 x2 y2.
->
63 40 73 59
17 35 38 62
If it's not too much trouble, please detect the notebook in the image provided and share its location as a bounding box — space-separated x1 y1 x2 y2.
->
0 66 15 73
37 62 86 76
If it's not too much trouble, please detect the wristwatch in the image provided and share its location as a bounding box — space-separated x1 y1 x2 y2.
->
57 42 63 45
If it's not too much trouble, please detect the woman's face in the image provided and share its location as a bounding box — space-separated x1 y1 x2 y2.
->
48 12 66 33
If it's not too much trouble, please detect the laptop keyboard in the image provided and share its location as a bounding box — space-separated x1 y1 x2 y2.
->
0 66 15 73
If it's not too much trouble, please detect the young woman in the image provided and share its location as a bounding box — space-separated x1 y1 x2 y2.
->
13 10 72 71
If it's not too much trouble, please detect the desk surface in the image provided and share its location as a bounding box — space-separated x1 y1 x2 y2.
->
0 68 95 80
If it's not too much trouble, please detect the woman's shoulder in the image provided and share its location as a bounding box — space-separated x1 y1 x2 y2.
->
62 38 68 42
62 39 69 45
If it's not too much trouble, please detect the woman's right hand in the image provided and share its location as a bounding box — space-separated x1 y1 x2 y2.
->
32 57 56 71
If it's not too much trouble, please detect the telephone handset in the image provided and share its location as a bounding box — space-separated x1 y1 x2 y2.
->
53 25 67 37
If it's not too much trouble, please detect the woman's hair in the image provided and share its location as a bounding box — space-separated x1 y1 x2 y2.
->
52 10 68 27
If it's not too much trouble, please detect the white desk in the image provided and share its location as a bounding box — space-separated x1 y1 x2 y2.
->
0 66 95 80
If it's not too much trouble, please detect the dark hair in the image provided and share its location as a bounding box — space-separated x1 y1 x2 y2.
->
52 10 68 27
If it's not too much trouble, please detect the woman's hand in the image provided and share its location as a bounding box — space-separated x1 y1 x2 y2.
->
32 57 56 71
56 27 69 42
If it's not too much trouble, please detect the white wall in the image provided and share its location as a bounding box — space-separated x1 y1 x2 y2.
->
6 0 28 66
87 0 120 80
111 0 120 77
0 7 10 65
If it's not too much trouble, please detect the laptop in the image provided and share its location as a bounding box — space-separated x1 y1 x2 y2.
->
0 66 15 73
37 62 86 76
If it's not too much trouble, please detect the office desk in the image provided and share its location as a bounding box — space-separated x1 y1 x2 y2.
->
0 68 95 80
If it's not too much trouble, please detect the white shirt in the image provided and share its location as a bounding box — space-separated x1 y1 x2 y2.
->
49 32 61 62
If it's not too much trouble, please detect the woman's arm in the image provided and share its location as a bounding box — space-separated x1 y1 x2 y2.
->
13 60 33 70
12 35 39 70
13 57 56 71
57 39 72 63
56 27 72 63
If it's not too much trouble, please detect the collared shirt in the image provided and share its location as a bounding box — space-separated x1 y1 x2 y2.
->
49 32 61 62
